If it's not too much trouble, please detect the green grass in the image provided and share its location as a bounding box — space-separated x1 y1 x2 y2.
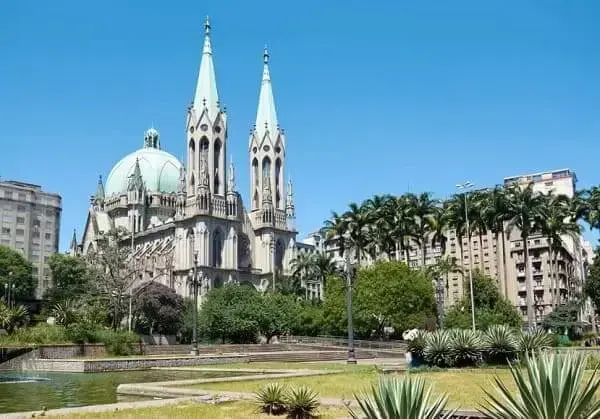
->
56 400 348 419
180 363 520 409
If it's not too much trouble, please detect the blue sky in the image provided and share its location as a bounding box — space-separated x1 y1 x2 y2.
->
1 1 599 250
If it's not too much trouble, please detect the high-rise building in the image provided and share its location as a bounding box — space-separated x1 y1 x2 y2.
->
0 180 62 298
318 168 589 326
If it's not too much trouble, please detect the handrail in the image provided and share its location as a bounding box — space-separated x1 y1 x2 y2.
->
279 335 406 350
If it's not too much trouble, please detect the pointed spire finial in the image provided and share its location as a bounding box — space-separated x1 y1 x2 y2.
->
95 175 105 201
254 45 279 142
227 156 236 192
204 16 211 36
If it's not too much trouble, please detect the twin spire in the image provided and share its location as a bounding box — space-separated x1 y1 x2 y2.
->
193 17 279 138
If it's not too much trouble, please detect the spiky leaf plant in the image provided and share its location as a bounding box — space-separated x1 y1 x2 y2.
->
423 330 453 367
350 376 456 419
450 329 483 367
481 352 600 419
483 325 518 364
286 386 319 419
517 328 553 354
255 382 288 415
406 330 427 363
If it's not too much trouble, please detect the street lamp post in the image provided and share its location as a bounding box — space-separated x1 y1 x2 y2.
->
188 252 200 356
345 252 356 364
456 182 476 332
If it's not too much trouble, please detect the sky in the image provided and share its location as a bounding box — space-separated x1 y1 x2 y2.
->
1 1 599 251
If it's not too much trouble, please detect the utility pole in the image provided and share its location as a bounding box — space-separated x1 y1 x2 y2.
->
345 251 356 364
189 252 200 356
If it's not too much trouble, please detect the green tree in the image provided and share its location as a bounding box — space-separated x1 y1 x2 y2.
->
541 301 583 339
292 301 325 336
445 271 522 330
45 254 90 304
0 245 35 301
584 247 600 313
354 261 436 337
256 293 298 343
199 284 261 343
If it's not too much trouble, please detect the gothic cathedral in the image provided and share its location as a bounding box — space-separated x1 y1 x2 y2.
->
76 18 297 300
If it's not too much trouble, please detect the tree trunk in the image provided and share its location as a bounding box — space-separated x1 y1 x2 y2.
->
436 275 444 328
421 239 427 268
547 243 555 309
524 237 535 330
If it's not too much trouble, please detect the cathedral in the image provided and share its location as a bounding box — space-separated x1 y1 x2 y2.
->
74 18 298 300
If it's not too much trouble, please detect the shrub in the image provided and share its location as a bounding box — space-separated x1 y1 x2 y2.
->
423 330 453 367
483 325 518 364
481 352 600 419
1 324 70 345
518 329 553 354
450 329 483 367
255 383 288 415
286 386 319 419
350 376 455 419
99 330 139 356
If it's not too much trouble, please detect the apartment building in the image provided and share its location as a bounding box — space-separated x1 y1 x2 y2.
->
0 180 62 298
317 168 589 326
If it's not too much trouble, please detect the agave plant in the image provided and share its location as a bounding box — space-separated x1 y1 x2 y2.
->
406 330 427 363
350 376 456 419
255 382 288 415
423 330 453 367
483 325 518 364
51 300 80 327
481 352 600 419
517 328 553 354
450 329 483 367
0 303 29 333
286 386 319 419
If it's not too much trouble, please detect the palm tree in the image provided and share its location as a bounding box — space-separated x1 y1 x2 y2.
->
290 252 315 283
427 256 462 327
363 194 395 260
539 193 580 308
469 190 488 264
312 252 339 286
481 186 510 297
389 194 417 263
344 202 372 265
430 204 449 256
446 193 469 277
410 192 438 267
505 183 546 329
321 211 348 258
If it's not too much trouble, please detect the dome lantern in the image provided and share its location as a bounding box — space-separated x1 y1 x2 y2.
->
144 128 160 149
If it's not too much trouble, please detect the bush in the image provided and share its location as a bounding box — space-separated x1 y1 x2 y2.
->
423 330 453 367
98 330 139 356
450 329 483 367
483 325 518 364
286 386 319 419
0 324 70 345
518 329 553 354
406 330 426 363
255 383 288 415
350 376 455 419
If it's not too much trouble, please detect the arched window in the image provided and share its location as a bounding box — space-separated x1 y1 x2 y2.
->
252 158 259 186
214 275 223 288
253 190 259 209
262 157 271 181
275 239 285 270
214 139 221 194
188 139 195 171
275 158 282 208
199 137 209 161
187 228 195 266
212 229 223 267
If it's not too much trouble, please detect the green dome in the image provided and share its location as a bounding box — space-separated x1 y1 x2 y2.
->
105 147 182 196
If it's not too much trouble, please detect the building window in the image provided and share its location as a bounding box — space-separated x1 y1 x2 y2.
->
16 216 24 224
32 231 40 238
18 193 26 200
4 191 13 198
16 229 24 236
1 227 10 235
45 209 54 217
33 219 41 227
45 233 51 240
534 239 540 245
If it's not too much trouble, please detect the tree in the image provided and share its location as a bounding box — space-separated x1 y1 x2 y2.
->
541 301 583 339
0 245 35 301
256 293 298 343
481 187 510 297
409 192 437 266
133 281 184 335
45 254 91 304
354 261 436 337
584 247 600 312
85 228 140 330
199 284 262 343
505 183 546 329
445 271 522 330
344 202 372 264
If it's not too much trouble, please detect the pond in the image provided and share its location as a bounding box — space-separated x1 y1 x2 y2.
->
0 369 249 414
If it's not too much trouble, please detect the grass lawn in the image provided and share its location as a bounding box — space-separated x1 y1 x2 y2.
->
56 401 348 419
181 363 518 409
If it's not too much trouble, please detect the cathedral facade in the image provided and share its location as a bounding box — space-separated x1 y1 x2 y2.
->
75 19 297 300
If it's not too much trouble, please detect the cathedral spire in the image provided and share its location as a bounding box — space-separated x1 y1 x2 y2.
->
128 158 144 191
254 45 279 141
193 16 220 121
286 178 294 212
70 229 78 250
178 165 186 194
95 175 105 201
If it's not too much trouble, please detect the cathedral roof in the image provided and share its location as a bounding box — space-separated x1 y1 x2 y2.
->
104 129 182 196
193 17 220 122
